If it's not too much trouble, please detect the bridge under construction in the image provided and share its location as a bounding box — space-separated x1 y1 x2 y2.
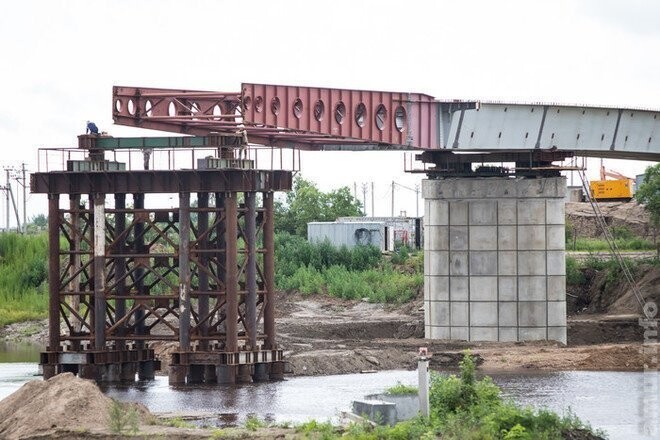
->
31 83 659 383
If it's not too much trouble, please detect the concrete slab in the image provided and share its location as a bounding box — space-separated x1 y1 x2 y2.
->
470 302 498 326
428 226 449 250
450 252 469 276
429 301 450 326
499 302 518 326
428 251 449 276
449 226 468 250
547 276 566 301
498 251 517 275
499 327 518 342
517 251 546 276
469 201 497 225
517 200 546 225
547 251 566 276
498 225 517 250
469 251 498 275
450 277 469 301
450 302 469 326
469 226 498 250
428 276 449 301
518 302 547 327
499 277 518 301
450 326 469 341
518 225 547 250
470 276 498 301
518 276 546 301
449 201 468 225
428 200 449 225
519 327 547 341
498 200 517 224
471 327 498 341
547 301 567 327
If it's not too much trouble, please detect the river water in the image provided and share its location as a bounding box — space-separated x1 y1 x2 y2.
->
0 343 657 440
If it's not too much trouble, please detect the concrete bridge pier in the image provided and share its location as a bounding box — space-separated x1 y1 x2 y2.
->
423 177 567 344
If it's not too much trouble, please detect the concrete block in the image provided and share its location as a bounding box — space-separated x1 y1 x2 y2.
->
546 251 566 276
518 225 546 250
450 277 469 301
547 301 567 327
498 200 517 224
517 251 546 275
498 226 517 250
449 201 468 225
547 276 566 301
428 226 449 250
548 326 567 344
518 276 546 301
429 301 450 326
519 327 547 341
499 277 517 301
469 251 498 275
451 302 469 326
546 225 565 250
470 276 498 301
449 226 468 250
424 325 431 339
428 326 450 339
498 251 517 275
428 251 449 275
471 327 498 341
424 278 430 301
469 226 497 250
451 326 469 341
517 200 545 225
546 200 565 225
470 302 498 326
428 200 449 225
518 302 547 327
450 252 468 276
499 302 518 326
424 200 431 226
352 400 397 426
499 327 518 342
428 276 449 301
469 201 497 225
424 300 430 323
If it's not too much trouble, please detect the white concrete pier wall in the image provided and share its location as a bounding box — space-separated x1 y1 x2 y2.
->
422 177 567 343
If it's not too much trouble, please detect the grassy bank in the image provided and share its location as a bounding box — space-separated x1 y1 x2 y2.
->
275 233 423 303
0 233 48 326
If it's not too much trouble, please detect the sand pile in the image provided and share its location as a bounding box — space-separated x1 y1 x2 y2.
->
0 372 151 439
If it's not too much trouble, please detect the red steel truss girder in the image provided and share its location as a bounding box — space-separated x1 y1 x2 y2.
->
112 84 439 149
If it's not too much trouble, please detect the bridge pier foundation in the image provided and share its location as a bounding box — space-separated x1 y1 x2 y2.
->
422 176 567 343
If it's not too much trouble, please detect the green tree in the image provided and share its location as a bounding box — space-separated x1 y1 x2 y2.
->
275 176 363 237
636 163 660 255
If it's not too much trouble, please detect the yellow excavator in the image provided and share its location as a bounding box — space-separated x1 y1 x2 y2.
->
589 159 634 201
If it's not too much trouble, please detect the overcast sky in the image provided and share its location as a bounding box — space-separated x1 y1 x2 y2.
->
1 0 658 222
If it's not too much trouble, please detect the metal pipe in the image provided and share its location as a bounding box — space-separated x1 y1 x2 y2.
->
224 194 238 353
197 192 209 350
93 193 106 350
114 193 126 346
263 192 276 349
179 191 191 350
48 193 60 352
245 192 257 350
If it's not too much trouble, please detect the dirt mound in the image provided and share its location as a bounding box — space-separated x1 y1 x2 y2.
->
609 266 660 314
0 373 152 439
566 201 653 238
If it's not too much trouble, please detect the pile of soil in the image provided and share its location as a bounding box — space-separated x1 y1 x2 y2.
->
0 373 152 439
566 201 654 239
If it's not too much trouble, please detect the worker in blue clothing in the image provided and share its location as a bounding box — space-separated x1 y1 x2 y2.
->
86 121 99 135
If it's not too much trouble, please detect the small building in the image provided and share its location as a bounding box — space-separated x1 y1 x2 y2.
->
308 216 422 251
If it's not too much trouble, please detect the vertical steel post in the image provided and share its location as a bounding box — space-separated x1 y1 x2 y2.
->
197 192 209 350
114 194 126 347
245 192 257 350
133 194 145 341
68 195 81 334
48 194 60 352
263 192 276 350
215 193 226 333
224 193 238 353
93 193 106 350
179 191 191 351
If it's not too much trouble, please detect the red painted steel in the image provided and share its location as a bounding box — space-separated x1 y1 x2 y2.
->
112 83 439 149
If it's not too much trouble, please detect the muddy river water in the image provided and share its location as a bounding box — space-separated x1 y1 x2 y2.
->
0 342 657 440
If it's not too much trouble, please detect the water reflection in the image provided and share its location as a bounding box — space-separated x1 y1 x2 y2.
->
0 341 42 363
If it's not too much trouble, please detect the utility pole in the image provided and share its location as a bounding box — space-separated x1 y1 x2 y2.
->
21 163 26 233
5 168 10 232
371 182 375 217
362 183 368 217
353 182 357 200
391 180 395 217
415 184 420 218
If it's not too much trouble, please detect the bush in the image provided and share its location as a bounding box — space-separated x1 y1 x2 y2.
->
565 256 586 285
385 382 418 395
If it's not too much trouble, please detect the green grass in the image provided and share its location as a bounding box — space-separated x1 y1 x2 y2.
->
0 233 49 326
567 237 655 251
385 382 418 395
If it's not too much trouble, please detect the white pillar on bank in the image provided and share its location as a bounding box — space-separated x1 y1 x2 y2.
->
422 177 567 344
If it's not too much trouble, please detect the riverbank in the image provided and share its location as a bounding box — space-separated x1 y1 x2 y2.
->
2 293 654 376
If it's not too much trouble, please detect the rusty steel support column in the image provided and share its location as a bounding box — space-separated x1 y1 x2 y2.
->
68 195 81 336
93 193 106 350
224 194 238 353
133 194 146 342
114 194 126 348
179 192 191 352
245 192 257 350
47 194 60 364
215 193 226 336
263 192 276 350
197 192 209 349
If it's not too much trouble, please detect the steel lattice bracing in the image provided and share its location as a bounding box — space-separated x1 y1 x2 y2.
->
112 83 660 161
